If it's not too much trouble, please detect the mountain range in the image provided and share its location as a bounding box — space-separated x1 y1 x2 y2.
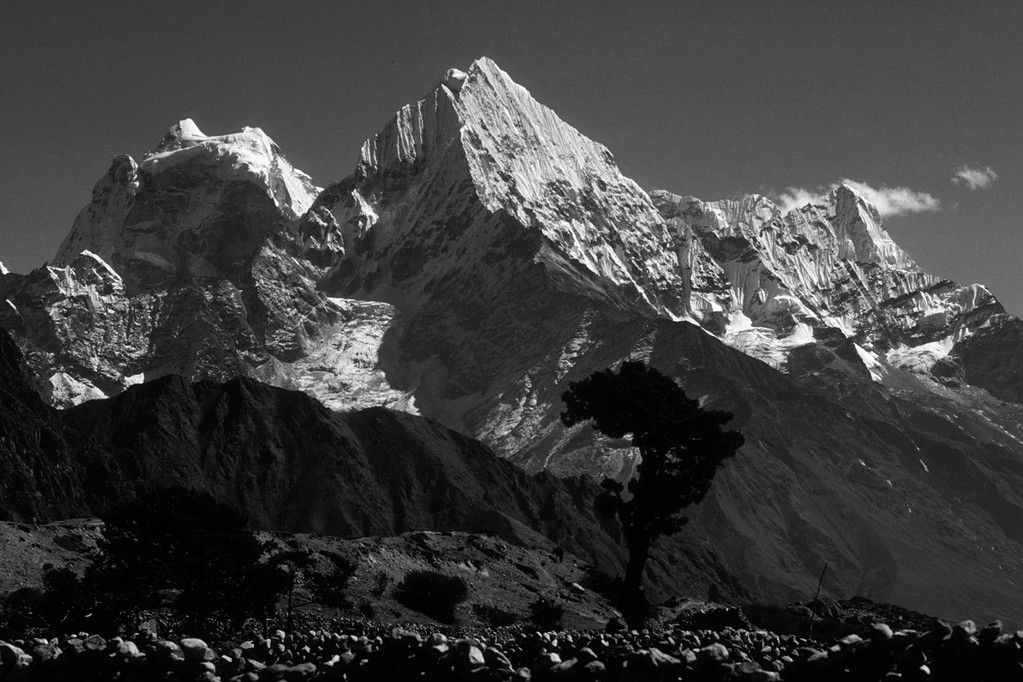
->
3 58 1023 624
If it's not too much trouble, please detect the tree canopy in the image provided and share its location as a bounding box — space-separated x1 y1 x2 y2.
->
561 361 744 622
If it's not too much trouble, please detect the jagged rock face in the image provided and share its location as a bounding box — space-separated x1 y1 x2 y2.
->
652 190 1003 373
55 119 319 283
289 57 694 431
0 252 148 403
312 57 684 317
4 58 1023 623
3 121 407 410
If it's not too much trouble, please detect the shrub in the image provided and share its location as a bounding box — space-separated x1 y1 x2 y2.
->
0 564 89 638
741 602 856 641
677 605 752 631
394 570 468 623
85 486 278 636
371 571 390 598
0 587 46 638
308 551 358 608
472 602 519 627
529 597 565 631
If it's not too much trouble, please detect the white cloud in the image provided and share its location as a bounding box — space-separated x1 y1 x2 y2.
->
839 179 941 217
776 187 821 214
773 180 940 218
952 165 998 190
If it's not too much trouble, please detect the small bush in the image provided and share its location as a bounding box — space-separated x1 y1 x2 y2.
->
677 605 752 631
0 587 46 638
529 597 565 631
308 551 358 608
0 564 89 638
473 602 519 627
371 571 390 598
741 601 857 641
394 570 468 624
359 600 376 620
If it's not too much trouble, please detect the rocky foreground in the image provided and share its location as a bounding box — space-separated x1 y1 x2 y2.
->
2 617 1020 681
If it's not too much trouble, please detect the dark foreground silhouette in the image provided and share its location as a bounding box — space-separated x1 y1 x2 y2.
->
0 614 1017 681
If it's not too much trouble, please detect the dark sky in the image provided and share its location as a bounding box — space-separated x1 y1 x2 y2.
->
2 2 1021 314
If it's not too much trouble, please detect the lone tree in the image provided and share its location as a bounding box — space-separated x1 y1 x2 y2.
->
561 361 743 618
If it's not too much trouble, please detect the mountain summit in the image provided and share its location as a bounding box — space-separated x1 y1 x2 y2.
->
3 58 1023 622
305 57 684 317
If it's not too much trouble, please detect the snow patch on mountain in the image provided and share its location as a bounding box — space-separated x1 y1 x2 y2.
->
886 339 954 375
48 371 107 404
258 297 415 413
854 344 887 382
145 119 321 216
442 68 468 92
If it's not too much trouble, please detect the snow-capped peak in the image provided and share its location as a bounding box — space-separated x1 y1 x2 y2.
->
346 57 685 316
53 119 323 278
154 118 208 152
442 68 468 93
143 119 320 217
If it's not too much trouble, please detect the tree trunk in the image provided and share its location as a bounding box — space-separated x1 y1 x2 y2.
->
286 566 296 631
622 537 651 628
624 537 650 593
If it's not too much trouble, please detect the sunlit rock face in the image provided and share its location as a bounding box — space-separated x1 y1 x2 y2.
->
54 119 320 285
4 120 407 410
652 189 1003 374
310 57 685 317
5 57 1023 625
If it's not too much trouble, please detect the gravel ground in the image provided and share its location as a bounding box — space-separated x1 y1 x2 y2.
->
2 615 1020 681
